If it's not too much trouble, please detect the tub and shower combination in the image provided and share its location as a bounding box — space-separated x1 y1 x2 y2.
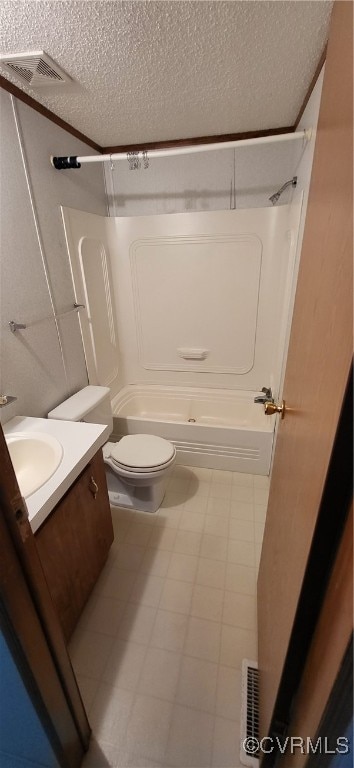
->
111 385 274 474
62 203 300 477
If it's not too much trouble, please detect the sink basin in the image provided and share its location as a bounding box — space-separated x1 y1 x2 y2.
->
6 432 63 498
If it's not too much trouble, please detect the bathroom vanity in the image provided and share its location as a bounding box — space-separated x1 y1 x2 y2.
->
35 449 113 641
4 415 113 641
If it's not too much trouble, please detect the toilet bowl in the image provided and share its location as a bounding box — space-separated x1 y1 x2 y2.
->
48 386 176 513
103 435 176 512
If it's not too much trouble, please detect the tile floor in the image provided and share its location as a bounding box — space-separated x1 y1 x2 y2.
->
69 465 269 768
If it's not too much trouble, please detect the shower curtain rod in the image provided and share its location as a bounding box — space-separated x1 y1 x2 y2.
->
51 129 311 169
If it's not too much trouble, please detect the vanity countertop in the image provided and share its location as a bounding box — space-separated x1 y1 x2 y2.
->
4 416 110 533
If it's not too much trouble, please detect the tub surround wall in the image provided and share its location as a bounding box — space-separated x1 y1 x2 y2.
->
63 205 299 396
105 141 302 217
0 90 107 424
113 207 299 395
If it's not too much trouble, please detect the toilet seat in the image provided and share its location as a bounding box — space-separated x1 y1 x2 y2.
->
109 434 176 473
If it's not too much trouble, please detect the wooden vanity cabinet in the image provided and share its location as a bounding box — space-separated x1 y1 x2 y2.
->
35 449 113 642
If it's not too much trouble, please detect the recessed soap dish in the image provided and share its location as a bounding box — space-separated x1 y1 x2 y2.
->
177 348 209 360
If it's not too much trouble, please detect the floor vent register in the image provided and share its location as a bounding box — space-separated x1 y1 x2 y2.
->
240 659 260 767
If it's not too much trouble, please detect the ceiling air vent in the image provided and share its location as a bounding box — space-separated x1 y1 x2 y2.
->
0 51 71 87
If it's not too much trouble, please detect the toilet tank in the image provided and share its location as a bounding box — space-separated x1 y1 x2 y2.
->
48 386 113 433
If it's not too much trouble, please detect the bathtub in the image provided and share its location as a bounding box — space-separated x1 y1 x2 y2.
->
111 385 274 475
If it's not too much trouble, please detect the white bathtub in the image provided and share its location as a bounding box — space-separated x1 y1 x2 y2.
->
111 385 274 475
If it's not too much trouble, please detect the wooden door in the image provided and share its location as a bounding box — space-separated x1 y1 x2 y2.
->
0 425 91 767
283 502 353 768
258 0 353 745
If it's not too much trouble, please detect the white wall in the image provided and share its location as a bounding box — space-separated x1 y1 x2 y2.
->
0 90 107 423
105 141 303 217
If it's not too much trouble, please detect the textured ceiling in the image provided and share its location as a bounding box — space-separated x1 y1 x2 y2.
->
0 1 332 147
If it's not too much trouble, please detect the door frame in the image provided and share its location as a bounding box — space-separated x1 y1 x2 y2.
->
0 424 91 767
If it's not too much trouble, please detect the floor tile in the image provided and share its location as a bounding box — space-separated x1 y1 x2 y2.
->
166 704 214 768
196 557 226 590
138 646 181 701
190 467 213 482
255 542 263 572
167 551 199 582
255 521 265 544
176 655 218 713
115 543 147 571
160 579 194 614
229 501 254 521
140 547 172 578
231 486 254 504
254 488 270 506
168 477 190 495
232 472 254 487
81 737 122 768
200 534 228 562
89 683 134 747
102 639 147 691
220 625 257 669
191 584 224 622
184 494 209 514
94 564 137 602
212 716 241 768
150 609 188 653
253 474 270 488
212 470 233 485
71 464 260 768
125 694 173 763
69 629 114 680
227 539 255 567
150 527 177 551
174 529 202 556
255 504 267 523
131 573 165 608
216 666 242 720
223 591 257 630
78 595 126 637
209 482 232 501
205 514 229 538
184 616 221 663
207 497 231 517
179 510 206 533
125 522 154 548
161 491 186 510
133 510 158 527
155 506 183 529
229 518 254 542
118 603 157 645
225 563 257 595
75 675 100 714
192 480 211 497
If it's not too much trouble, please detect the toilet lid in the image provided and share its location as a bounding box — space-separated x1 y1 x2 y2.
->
110 434 175 470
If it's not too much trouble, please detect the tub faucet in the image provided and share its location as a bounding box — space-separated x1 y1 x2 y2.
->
254 387 273 404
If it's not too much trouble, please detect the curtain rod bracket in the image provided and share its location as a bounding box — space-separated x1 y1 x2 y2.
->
51 156 81 170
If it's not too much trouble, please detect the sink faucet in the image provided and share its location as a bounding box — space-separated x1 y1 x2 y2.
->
254 387 273 404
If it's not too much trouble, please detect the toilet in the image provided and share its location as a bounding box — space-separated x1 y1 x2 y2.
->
48 386 176 513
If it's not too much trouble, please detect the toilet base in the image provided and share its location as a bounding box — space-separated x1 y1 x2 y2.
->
104 464 168 513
